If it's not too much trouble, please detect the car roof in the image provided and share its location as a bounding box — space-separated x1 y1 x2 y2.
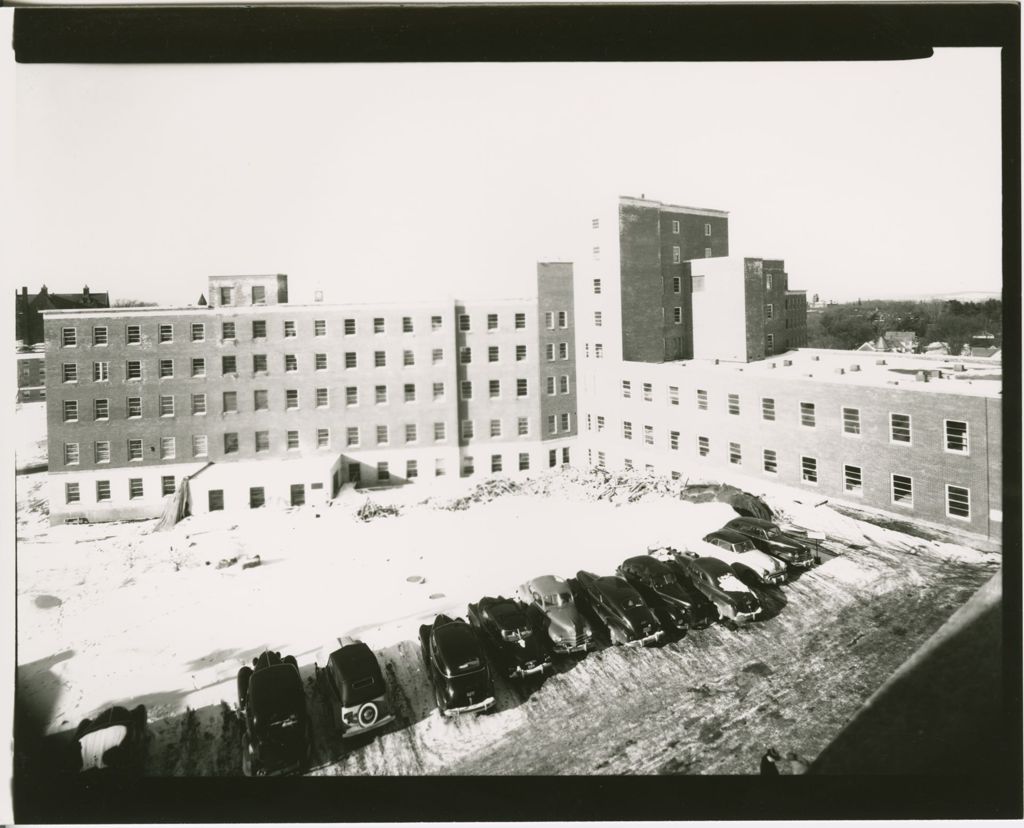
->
250 664 304 720
433 620 484 673
728 516 773 529
480 598 529 626
594 575 640 601
530 575 570 594
329 641 382 682
707 529 753 543
621 556 672 575
694 557 733 576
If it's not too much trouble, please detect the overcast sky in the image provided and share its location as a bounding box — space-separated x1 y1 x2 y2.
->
7 48 1002 306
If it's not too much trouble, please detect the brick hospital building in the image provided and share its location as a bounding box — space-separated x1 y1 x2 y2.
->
41 196 1002 545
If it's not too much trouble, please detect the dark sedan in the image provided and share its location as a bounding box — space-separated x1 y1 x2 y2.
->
318 639 396 738
574 570 665 646
724 516 821 567
237 651 311 777
672 555 762 624
468 596 553 680
618 555 719 630
419 614 496 717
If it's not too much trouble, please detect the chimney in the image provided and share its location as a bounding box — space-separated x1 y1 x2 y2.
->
82 285 90 299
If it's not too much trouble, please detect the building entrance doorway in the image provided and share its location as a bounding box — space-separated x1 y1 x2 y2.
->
290 484 306 506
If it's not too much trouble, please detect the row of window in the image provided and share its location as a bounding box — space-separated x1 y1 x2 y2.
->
462 447 569 477
670 246 714 264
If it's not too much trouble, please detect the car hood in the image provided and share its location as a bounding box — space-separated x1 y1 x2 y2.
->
621 605 660 634
724 590 761 613
652 582 694 608
546 606 589 637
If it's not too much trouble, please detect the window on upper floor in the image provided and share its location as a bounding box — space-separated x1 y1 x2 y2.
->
945 420 969 454
672 246 681 264
890 413 912 444
283 320 296 338
487 313 498 331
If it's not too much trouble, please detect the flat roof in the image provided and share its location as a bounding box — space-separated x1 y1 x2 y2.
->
618 195 729 219
665 348 1002 399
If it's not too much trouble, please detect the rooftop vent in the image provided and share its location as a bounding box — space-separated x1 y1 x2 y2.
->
876 359 887 365
769 363 776 369
783 359 793 367
849 364 861 372
916 371 930 382
887 380 900 385
811 355 820 361
835 368 845 375
953 363 966 372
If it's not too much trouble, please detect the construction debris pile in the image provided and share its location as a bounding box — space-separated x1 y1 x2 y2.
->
429 478 523 511
355 500 401 522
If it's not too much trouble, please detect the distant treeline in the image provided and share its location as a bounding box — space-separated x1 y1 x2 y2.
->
113 299 158 307
807 298 1002 354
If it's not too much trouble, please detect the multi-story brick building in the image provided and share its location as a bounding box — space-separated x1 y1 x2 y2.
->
17 284 111 347
43 269 576 524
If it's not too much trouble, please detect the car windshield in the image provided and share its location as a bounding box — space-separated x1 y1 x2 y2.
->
734 540 756 553
716 573 749 593
764 527 780 538
653 573 674 587
545 592 573 608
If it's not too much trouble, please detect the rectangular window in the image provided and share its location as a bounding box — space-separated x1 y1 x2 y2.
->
285 389 299 409
800 402 816 428
546 343 555 361
316 388 329 408
406 459 418 479
546 376 556 396
704 248 712 258
766 333 774 353
434 422 446 441
96 480 111 502
129 479 144 500
560 413 570 431
672 245 681 264
94 398 109 420
314 319 326 336
697 389 708 410
376 425 389 445
250 285 265 305
161 475 176 496
432 348 444 364
377 462 390 481
596 451 606 469
64 442 80 466
159 395 175 417
544 312 554 330
642 382 652 402
519 452 530 471
890 413 912 444
517 379 528 397
405 423 418 443
624 458 633 471
672 307 682 324
548 415 557 435
761 398 776 421
252 320 267 339
517 417 529 436
94 441 110 464
487 313 498 330
221 355 237 376
705 223 712 236
249 486 265 508
801 456 818 484
946 484 971 519
844 464 863 494
316 428 330 449
462 419 475 440
433 382 445 401
402 349 415 367
643 425 654 446
345 352 357 369
766 273 773 290
127 396 142 418
431 315 443 332
63 400 78 422
726 394 740 415
224 432 239 454
186 357 205 378
284 354 297 373
945 420 969 454
125 361 143 382
284 320 296 338
344 318 356 335
93 361 110 382
594 343 603 359
346 427 359 447
559 375 569 394
892 474 913 506
672 219 680 234
462 456 475 476
222 391 238 413
403 383 416 403
596 415 605 432
672 276 681 294
488 346 499 363
515 312 526 329
765 304 774 320
345 386 358 406
370 317 385 335
490 419 502 438
622 380 631 399
375 385 388 404
314 353 328 371
491 454 503 473
192 434 208 458
622 421 633 440
209 489 224 511
459 314 471 332
593 278 602 294
286 430 300 450
842 407 861 435
594 311 603 327
126 325 141 344
160 436 176 459
667 385 679 406
127 439 143 461
158 358 174 379
764 449 778 475
221 321 235 341
460 380 473 400
192 393 208 414
729 442 742 465
460 347 472 365
247 354 266 375
670 430 679 450
92 326 108 346
402 316 414 334
558 311 567 329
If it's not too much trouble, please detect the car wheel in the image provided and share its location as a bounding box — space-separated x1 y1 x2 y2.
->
609 626 627 646
237 666 253 709
357 702 379 729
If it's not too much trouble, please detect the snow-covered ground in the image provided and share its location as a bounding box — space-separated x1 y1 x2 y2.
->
14 401 47 472
15 468 1001 776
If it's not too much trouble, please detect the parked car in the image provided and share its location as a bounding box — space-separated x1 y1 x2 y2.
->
237 651 311 776
72 705 148 774
468 596 553 680
574 570 665 646
671 555 762 624
701 530 788 585
317 638 395 738
517 574 596 654
617 555 718 630
724 516 821 567
419 614 496 717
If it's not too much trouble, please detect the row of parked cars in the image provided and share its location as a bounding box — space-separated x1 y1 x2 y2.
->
70 516 821 777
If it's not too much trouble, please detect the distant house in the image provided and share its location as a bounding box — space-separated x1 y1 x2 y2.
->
923 341 950 356
963 345 1000 359
856 341 878 352
16 285 111 347
16 351 45 402
880 331 918 353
